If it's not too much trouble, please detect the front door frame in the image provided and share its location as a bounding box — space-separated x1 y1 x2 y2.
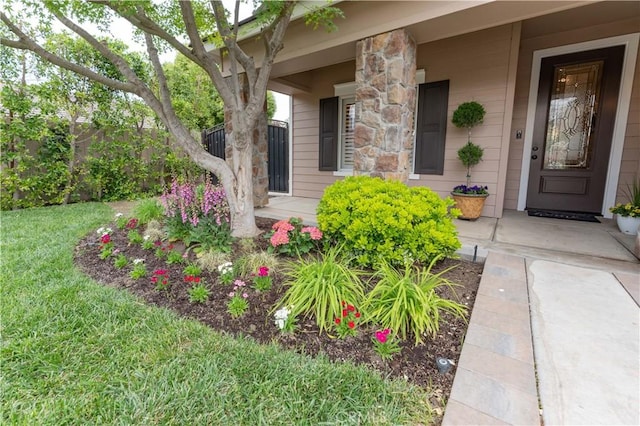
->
517 33 639 218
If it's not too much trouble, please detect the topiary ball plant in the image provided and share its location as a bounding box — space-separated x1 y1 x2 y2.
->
317 176 460 267
452 101 486 187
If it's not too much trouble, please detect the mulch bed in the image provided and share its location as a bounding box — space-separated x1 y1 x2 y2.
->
74 216 483 416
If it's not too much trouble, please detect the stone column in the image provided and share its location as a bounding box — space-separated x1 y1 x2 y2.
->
354 28 417 182
223 73 269 207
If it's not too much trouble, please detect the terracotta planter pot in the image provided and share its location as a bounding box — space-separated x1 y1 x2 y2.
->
451 192 488 220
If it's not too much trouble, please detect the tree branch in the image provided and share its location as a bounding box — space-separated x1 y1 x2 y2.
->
91 0 201 66
0 13 135 93
178 0 235 104
248 2 294 120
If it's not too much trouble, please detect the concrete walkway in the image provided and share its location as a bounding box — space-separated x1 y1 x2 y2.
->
258 196 640 425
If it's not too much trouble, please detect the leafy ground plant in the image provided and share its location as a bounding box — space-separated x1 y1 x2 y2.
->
2 203 435 424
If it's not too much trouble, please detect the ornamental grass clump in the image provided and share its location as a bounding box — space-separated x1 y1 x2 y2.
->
278 246 365 333
317 176 460 267
362 259 467 346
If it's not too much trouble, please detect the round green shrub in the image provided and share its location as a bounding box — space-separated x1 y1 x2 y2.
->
317 176 460 267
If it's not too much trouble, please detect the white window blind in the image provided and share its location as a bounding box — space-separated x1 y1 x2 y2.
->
340 97 355 169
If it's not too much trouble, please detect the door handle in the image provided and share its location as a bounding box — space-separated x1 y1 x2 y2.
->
531 155 538 160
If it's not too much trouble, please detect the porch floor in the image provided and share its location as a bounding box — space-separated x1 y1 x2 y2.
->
257 195 640 425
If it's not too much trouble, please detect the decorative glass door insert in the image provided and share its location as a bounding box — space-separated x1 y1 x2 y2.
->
543 60 603 170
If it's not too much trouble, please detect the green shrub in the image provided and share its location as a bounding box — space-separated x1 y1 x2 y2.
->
128 230 144 245
166 250 185 265
183 263 202 277
133 198 164 224
130 262 147 279
317 176 460 267
278 246 365 333
113 253 128 269
188 283 210 304
361 259 467 346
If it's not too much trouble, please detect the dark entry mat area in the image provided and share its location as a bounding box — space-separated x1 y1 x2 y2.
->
527 209 600 223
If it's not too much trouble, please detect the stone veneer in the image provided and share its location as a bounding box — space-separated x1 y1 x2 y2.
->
223 73 269 208
354 28 417 182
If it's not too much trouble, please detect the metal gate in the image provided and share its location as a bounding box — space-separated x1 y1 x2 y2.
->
201 120 289 193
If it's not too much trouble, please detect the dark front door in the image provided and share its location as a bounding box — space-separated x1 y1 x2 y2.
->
527 45 624 213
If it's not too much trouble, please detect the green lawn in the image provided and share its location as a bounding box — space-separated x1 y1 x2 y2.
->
0 203 432 424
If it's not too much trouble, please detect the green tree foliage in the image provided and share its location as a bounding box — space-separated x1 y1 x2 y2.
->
163 54 225 131
1 0 341 236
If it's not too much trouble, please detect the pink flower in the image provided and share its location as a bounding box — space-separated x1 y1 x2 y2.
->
242 293 248 298
228 292 235 297
270 229 290 247
258 266 269 277
301 226 323 241
375 331 387 343
272 219 295 232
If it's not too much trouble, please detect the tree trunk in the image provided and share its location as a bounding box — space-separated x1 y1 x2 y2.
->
227 127 260 238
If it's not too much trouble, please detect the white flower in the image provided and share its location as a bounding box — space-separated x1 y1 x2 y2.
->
218 262 233 274
115 212 124 218
96 227 105 235
274 307 291 330
143 235 150 241
133 258 145 265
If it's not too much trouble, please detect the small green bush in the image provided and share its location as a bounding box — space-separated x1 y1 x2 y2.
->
278 246 365 333
317 176 460 267
188 283 210 304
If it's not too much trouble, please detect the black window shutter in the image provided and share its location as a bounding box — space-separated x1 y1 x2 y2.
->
319 96 339 171
414 80 449 175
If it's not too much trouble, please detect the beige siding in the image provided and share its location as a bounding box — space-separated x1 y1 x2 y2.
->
290 62 355 198
289 25 515 214
408 24 514 218
505 12 640 210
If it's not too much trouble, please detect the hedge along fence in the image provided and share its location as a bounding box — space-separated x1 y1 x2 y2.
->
1 122 204 210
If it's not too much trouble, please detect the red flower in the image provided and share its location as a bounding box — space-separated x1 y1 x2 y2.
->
355 312 361 318
347 305 355 312
194 277 201 283
154 240 162 246
258 266 269 277
348 321 355 329
126 218 138 229
335 318 341 325
342 309 348 318
341 301 346 307
185 275 193 282
101 234 111 244
151 276 158 283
